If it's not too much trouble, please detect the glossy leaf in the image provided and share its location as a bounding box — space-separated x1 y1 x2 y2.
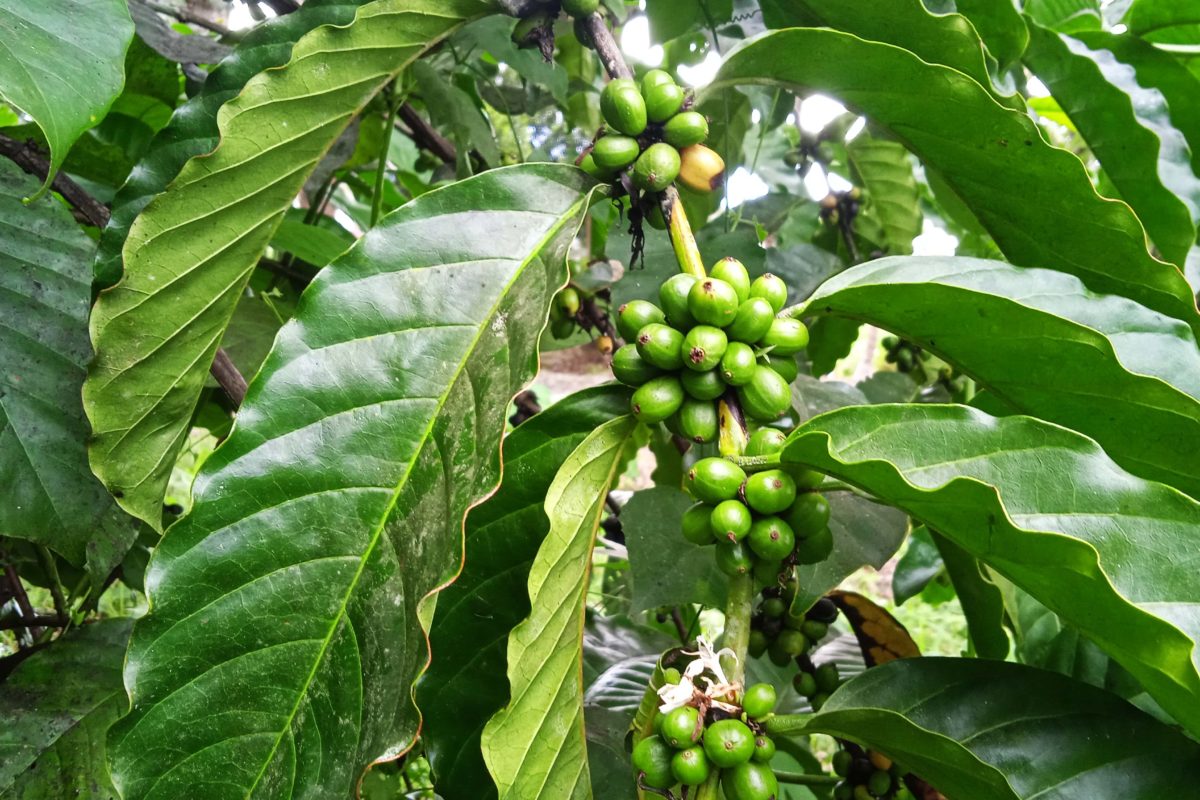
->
85 0 490 527
709 29 1200 334
955 0 1030 68
0 160 135 578
622 486 727 614
1025 0 1103 33
418 386 628 800
95 0 373 286
1024 20 1200 267
0 0 134 194
788 658 1200 799
780 403 1200 735
800 255 1200 498
758 0 1016 105
891 526 947 606
0 620 131 798
846 134 921 255
1124 0 1200 37
106 164 598 800
932 532 1009 659
482 414 639 800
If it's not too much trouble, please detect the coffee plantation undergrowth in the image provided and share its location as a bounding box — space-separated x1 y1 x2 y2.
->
4 1 1200 799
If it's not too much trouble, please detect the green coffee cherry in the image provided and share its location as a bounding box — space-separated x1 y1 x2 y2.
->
815 662 841 693
752 558 782 588
738 365 792 421
752 734 776 763
835 783 854 800
767 638 794 667
644 81 686 123
760 317 810 355
678 396 718 443
793 525 833 564
726 297 775 344
709 257 750 302
642 68 675 93
601 78 648 135
680 367 725 400
715 539 754 576
867 770 891 797
749 273 788 313
794 671 818 698
777 628 809 657
636 323 685 370
550 317 575 339
611 343 662 386
832 750 853 777
702 719 756 768
631 375 685 424
617 299 666 341
760 352 799 383
661 705 702 748
894 788 916 800
556 287 581 317
633 142 681 191
710 499 752 542
762 597 786 618
512 13 552 48
672 745 711 786
562 0 599 15
852 785 873 800
663 667 683 684
742 683 777 719
748 629 769 658
720 342 757 386
593 135 641 170
645 200 667 229
802 619 828 641
682 325 727 371
682 501 716 545
580 152 615 180
663 110 709 148
688 277 741 327
745 428 786 457
744 469 798 514
686 457 747 502
721 760 779 800
791 466 824 490
786 493 831 538
748 516 795 561
631 735 675 789
659 273 698 328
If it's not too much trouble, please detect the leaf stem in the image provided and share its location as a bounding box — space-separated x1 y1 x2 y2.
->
371 90 403 229
776 771 839 786
664 190 706 278
727 453 782 471
34 545 67 621
762 712 813 736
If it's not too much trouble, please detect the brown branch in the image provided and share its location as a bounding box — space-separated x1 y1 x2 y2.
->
0 134 111 227
580 12 633 80
142 0 233 37
211 348 248 407
2 562 42 639
397 103 457 164
0 613 68 630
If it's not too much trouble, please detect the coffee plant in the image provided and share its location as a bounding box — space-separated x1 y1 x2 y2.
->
4 0 1200 798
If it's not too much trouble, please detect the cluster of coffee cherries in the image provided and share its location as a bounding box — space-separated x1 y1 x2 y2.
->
581 67 724 195
633 675 782 799
818 187 862 226
831 744 915 800
548 284 615 354
677 429 827 580
611 259 807 440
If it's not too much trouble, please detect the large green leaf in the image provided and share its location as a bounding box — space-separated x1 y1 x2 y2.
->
0 160 135 578
481 414 639 800
758 0 1016 106
418 386 627 800
84 0 491 528
846 134 921 255
1025 0 1103 34
95 0 374 287
1024 20 1200 267
772 658 1200 799
800 255 1200 497
779 404 1200 735
708 29 1200 334
0 620 131 798
954 0 1030 68
0 0 134 195
1071 30 1200 175
106 164 598 800
1124 0 1200 37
